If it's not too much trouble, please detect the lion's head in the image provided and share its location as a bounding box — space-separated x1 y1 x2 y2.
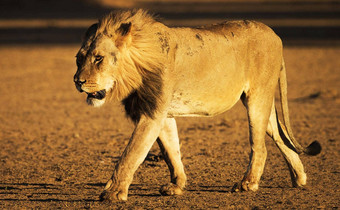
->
74 10 164 108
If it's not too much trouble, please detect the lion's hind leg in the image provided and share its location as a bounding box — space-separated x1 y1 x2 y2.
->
233 91 273 192
157 118 187 196
266 101 307 187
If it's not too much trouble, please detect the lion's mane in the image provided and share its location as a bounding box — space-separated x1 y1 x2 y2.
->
95 10 165 122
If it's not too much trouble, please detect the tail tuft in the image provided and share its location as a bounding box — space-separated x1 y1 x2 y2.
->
304 140 322 156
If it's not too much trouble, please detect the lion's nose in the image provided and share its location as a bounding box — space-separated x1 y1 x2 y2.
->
74 74 86 84
74 75 86 92
76 79 86 86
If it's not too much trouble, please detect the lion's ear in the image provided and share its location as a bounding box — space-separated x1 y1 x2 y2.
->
118 22 132 36
83 23 98 41
116 22 132 48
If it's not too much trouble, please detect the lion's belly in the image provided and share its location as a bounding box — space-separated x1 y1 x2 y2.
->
167 31 247 117
167 67 246 117
167 85 244 117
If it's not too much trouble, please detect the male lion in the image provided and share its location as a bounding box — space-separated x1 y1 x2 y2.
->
74 9 321 201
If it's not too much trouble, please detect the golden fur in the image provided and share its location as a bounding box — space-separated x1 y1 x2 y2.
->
99 10 164 102
73 9 321 201
75 10 164 108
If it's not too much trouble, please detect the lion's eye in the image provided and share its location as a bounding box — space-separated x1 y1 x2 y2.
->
94 55 104 63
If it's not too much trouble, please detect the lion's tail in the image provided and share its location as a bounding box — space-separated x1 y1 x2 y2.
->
278 60 321 156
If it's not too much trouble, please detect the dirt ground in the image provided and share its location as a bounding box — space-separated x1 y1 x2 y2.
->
0 1 339 209
0 44 339 209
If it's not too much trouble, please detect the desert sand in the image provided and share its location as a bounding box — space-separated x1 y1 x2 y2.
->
0 0 339 209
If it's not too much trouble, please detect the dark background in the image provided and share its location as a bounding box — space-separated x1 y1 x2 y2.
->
0 0 339 46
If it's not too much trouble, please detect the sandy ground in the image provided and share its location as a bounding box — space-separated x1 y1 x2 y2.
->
0 43 339 209
0 0 339 209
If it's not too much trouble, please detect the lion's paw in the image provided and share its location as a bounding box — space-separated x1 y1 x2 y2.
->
99 189 128 202
231 181 258 193
292 173 307 188
159 183 184 196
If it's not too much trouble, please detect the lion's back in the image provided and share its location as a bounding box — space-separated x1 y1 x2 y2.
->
201 20 282 48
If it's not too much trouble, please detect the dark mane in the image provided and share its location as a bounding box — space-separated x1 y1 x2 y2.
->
122 68 163 123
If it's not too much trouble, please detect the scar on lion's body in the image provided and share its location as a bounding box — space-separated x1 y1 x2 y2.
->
157 32 170 54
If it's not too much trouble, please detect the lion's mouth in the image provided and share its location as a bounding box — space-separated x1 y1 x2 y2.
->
86 89 106 100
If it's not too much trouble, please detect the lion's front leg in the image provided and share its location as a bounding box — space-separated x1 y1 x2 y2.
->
100 117 164 202
157 118 187 196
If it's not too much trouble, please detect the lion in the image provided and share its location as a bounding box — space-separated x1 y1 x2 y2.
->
73 9 321 201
